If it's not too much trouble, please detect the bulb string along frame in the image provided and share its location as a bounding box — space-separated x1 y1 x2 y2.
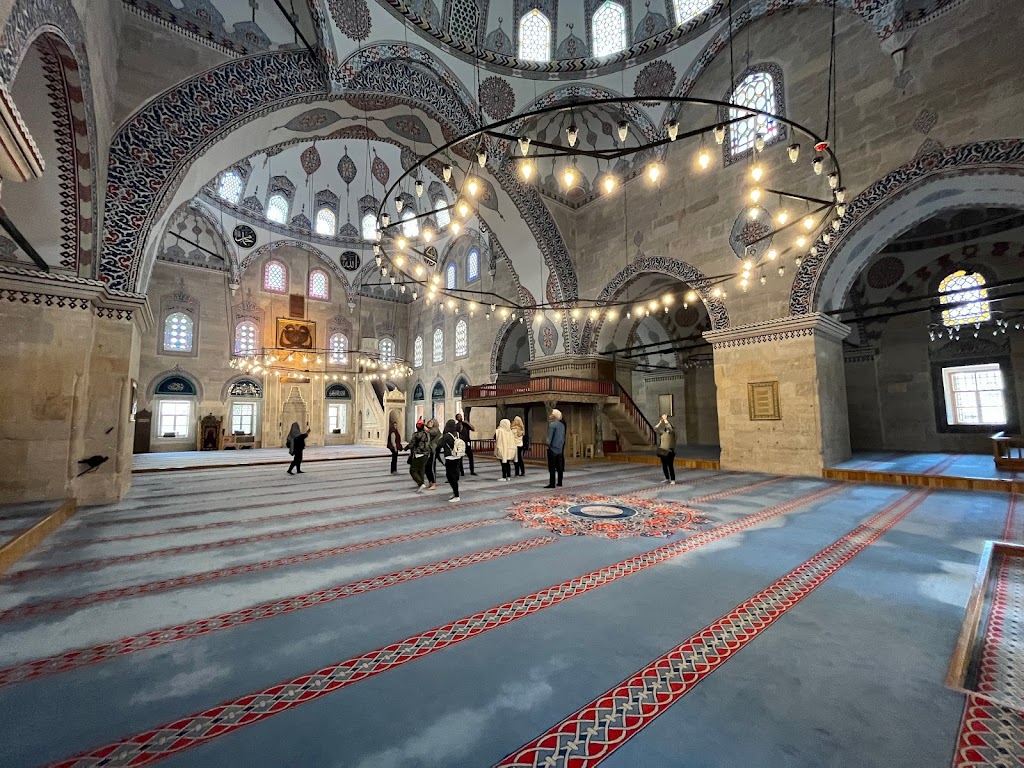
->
229 346 414 382
373 95 843 322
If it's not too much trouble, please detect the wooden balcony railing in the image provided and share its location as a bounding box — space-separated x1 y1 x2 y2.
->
470 440 549 461
462 377 616 400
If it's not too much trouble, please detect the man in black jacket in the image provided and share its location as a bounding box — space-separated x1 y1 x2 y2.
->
455 412 476 476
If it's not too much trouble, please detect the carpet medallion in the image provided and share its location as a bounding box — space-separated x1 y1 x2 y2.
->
507 493 709 538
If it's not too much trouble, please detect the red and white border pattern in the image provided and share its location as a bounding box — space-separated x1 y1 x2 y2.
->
44 484 848 767
497 490 930 767
507 493 708 539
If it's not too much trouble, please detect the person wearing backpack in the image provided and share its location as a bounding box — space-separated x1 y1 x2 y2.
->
407 420 431 492
440 419 464 501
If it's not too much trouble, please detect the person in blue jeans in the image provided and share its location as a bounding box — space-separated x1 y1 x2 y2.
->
544 408 565 488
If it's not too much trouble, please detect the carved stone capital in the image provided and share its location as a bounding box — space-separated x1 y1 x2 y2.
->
703 313 851 349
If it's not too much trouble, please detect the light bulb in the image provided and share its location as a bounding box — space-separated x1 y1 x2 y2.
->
796 235 807 248
812 156 824 175
423 228 433 242
432 274 440 285
467 178 479 197
395 255 404 267
518 136 531 156
760 275 767 285
667 120 679 141
608 309 618 321
740 278 749 290
415 265 425 277
711 287 721 298
749 187 762 203
450 221 461 235
415 179 424 197
743 259 753 271
373 243 381 255
777 210 789 225
381 213 390 227
751 164 764 182
477 149 487 168
788 143 800 163
822 232 831 245
567 124 578 147
778 265 785 277
767 249 778 261
803 216 814 230
713 125 725 144
396 236 406 250
375 229 382 242
618 121 629 142
795 255 802 266
589 309 599 320
395 196 404 212
749 207 760 220
698 147 711 170
687 291 697 302
443 163 452 182
755 134 766 152
553 310 562 321
832 218 841 232
646 163 661 183
827 171 839 190
663 294 673 305
458 200 470 218
837 204 847 217
836 187 847 203
520 159 534 181
563 166 577 188
602 174 616 194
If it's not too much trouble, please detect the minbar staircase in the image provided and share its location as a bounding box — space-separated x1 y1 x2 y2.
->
604 384 657 451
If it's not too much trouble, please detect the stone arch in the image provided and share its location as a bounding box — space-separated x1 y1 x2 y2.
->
0 2 98 278
790 139 1024 315
490 316 533 377
220 375 264 402
146 368 204 402
240 239 351 292
579 255 730 353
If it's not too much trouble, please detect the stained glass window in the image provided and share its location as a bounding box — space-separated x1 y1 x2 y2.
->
308 269 329 300
218 171 243 204
315 207 337 236
433 327 444 363
402 210 420 238
329 333 349 365
361 212 377 241
455 318 468 357
414 335 424 368
467 249 480 282
942 363 1006 425
446 263 457 290
729 72 779 156
164 312 194 352
263 260 287 293
266 194 289 224
940 270 991 327
518 9 551 62
672 0 713 24
434 198 451 229
234 321 257 354
379 337 395 365
593 1 627 57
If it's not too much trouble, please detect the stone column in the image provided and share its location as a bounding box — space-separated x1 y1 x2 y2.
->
704 314 852 477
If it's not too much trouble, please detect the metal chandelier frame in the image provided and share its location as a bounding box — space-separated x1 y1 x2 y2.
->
372 95 845 315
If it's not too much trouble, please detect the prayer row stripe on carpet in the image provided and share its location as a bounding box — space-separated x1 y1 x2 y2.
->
0 519 501 623
495 490 931 767
44 481 849 767
0 535 559 688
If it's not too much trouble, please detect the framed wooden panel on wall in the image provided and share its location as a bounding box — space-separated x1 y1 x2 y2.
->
748 381 781 420
276 318 316 350
658 393 674 418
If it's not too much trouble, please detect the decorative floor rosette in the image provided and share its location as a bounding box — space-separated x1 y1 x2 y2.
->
506 493 709 539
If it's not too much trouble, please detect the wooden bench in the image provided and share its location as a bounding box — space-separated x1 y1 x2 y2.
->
992 431 1024 470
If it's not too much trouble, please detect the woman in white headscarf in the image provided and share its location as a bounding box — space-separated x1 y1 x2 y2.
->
494 418 517 482
286 422 310 475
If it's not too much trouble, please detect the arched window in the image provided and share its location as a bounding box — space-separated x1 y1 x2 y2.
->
729 71 780 157
402 210 420 238
218 170 243 204
328 333 349 365
308 269 329 300
379 337 395 365
263 260 287 293
592 1 627 57
234 321 257 354
939 270 991 327
433 327 444 363
414 335 424 368
315 207 337 236
672 0 713 24
446 263 457 290
164 312 194 352
434 198 451 229
266 194 289 224
467 248 480 282
455 318 468 357
361 212 377 241
519 9 551 62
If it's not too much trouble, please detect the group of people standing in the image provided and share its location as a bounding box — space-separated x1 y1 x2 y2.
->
398 412 481 503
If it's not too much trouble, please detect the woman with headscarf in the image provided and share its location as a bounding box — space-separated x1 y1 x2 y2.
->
425 418 441 490
495 418 517 482
511 415 526 477
286 422 310 475
407 419 430 492
656 413 676 485
387 420 403 474
440 419 462 501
